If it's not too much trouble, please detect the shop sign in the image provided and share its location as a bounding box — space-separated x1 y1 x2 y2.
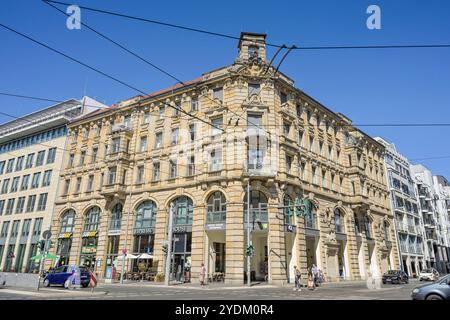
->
58 232 72 239
284 224 296 233
173 226 192 233
82 231 98 238
81 246 97 254
205 223 225 231
108 229 121 236
133 227 154 235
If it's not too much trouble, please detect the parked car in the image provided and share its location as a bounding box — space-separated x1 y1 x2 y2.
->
412 274 450 300
382 270 409 284
419 268 439 281
43 265 90 288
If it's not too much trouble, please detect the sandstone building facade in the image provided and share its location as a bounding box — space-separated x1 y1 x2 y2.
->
50 33 398 284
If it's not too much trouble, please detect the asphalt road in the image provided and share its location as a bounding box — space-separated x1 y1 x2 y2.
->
0 279 424 300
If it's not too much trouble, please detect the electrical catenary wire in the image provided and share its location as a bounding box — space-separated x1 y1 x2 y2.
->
44 0 450 50
0 22 224 134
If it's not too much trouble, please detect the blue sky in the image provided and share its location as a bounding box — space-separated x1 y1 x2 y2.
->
1 0 449 177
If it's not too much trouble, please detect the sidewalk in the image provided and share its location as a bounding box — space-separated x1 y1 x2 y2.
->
0 286 109 298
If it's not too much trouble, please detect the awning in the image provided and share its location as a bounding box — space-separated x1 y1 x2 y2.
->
137 253 153 259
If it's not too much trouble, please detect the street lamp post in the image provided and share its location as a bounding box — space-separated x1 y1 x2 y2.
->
120 173 133 284
165 203 175 286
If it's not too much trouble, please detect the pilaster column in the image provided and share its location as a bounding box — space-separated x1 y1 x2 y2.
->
225 201 245 284
268 203 287 285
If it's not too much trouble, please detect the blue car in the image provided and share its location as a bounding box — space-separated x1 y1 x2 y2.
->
43 265 90 288
411 274 450 300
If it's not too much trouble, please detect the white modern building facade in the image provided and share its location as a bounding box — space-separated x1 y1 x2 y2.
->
0 97 107 273
375 137 426 277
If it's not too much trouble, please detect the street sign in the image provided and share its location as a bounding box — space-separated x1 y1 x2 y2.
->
42 230 52 240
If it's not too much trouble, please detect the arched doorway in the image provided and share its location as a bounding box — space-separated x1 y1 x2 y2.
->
56 209 75 267
244 190 268 282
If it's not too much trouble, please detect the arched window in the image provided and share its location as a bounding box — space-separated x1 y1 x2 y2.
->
84 207 101 232
60 209 75 233
172 196 193 225
305 203 317 229
244 190 268 224
134 200 157 228
110 203 123 230
283 195 293 225
206 192 226 223
334 209 345 233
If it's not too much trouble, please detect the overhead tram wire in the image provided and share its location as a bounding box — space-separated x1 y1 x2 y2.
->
0 22 223 135
43 0 450 51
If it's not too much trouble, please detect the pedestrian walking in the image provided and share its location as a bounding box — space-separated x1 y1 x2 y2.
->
199 263 206 287
293 266 302 291
312 264 319 286
307 270 316 290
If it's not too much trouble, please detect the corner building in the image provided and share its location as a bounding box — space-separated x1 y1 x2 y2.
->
51 33 398 284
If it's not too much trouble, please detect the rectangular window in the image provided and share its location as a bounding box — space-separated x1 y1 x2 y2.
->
296 104 302 117
63 179 70 195
6 159 14 173
47 148 56 164
1 221 10 238
0 200 5 216
36 150 45 166
16 197 25 214
1 179 10 194
33 218 43 237
6 198 15 215
21 219 31 237
213 87 223 101
31 172 41 189
322 170 327 188
169 160 177 179
108 167 117 185
159 106 165 119
191 99 198 111
312 166 318 185
300 162 306 180
87 175 94 192
10 177 19 192
189 124 196 142
137 166 145 183
152 162 160 182
11 220 20 238
187 156 195 176
75 177 82 193
280 92 288 105
37 193 48 211
79 151 86 166
25 154 34 169
26 195 36 212
123 115 131 128
0 161 5 174
111 138 121 153
331 174 335 191
143 111 150 124
247 113 262 129
68 154 75 167
155 132 163 149
248 83 260 96
210 149 222 171
286 155 293 173
174 103 182 117
92 147 98 163
171 129 179 145
211 117 223 137
283 122 290 137
140 136 148 152
41 170 52 188
15 156 24 171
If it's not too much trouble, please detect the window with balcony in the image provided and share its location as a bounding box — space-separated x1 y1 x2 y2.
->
111 138 121 153
123 115 131 128
211 117 223 137
210 149 222 171
247 113 262 130
207 191 226 224
142 111 150 125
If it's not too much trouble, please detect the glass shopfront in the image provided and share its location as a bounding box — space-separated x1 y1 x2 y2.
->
56 209 75 267
171 196 193 283
106 203 122 277
132 201 157 272
80 207 101 270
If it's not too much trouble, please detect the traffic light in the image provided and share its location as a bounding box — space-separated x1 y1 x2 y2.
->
38 240 45 252
162 243 168 255
246 245 255 257
48 240 54 249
